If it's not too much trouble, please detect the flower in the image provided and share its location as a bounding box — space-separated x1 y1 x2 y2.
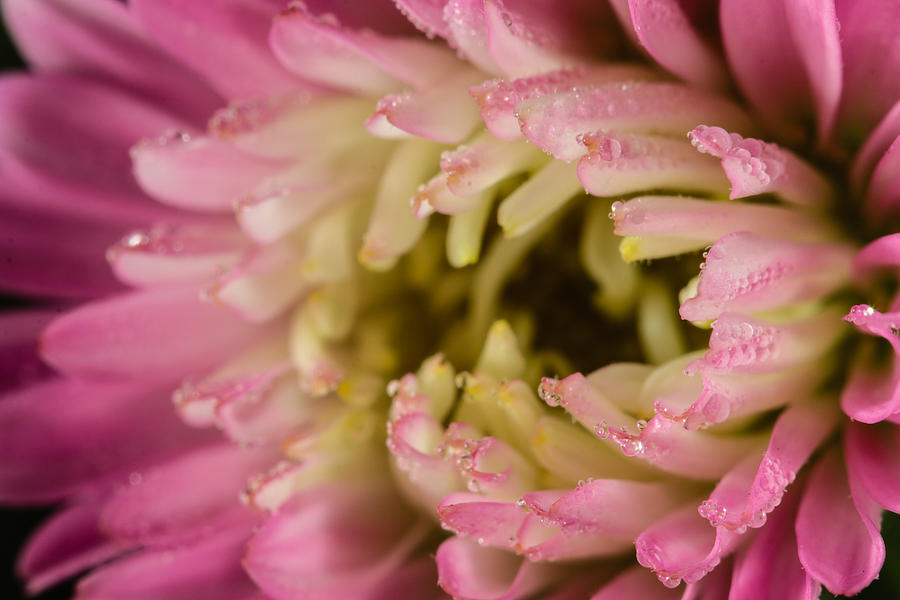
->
1 0 900 599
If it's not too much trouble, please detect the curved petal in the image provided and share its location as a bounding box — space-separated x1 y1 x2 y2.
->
41 286 273 381
131 0 319 100
244 483 426 600
18 502 128 595
626 0 728 90
2 0 221 122
0 310 55 392
435 536 565 600
846 421 900 513
77 517 261 600
100 443 277 547
719 0 810 137
835 0 900 142
590 566 681 600
0 378 211 502
270 5 460 95
635 504 743 587
730 479 820 600
864 133 900 215
796 448 885 597
0 74 192 226
678 232 853 323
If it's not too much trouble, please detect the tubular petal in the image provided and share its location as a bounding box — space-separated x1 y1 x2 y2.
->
688 126 835 205
729 478 820 600
435 536 566 600
589 566 681 600
518 81 755 161
469 64 659 141
131 132 290 213
678 232 853 323
846 422 900 514
796 448 885 597
270 4 460 95
438 493 526 548
577 133 728 198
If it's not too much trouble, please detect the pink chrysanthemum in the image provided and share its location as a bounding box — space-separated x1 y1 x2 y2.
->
1 1 900 599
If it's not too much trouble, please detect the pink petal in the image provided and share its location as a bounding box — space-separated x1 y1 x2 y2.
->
626 0 728 90
730 478 820 600
851 99 900 193
719 0 812 138
131 0 319 100
577 133 727 199
662 363 827 430
435 536 565 600
244 483 426 600
18 502 128 595
41 286 272 381
684 310 845 376
846 422 900 513
482 0 620 79
270 4 460 95
442 0 501 74
590 566 681 600
100 443 277 547
517 81 755 161
0 74 193 226
835 0 900 142
131 132 291 213
393 0 452 39
524 479 696 540
441 135 546 198
841 304 900 423
515 512 630 561
796 448 885 596
206 243 309 322
0 378 211 502
438 493 527 548
107 223 250 288
609 196 833 255
688 126 834 206
783 0 842 141
699 400 838 531
388 412 464 509
2 0 221 123
852 233 900 277
77 517 261 600
598 413 767 480
299 0 419 35
469 64 659 141
0 208 128 299
865 133 900 214
0 309 54 392
678 232 853 323
635 503 743 587
368 69 485 143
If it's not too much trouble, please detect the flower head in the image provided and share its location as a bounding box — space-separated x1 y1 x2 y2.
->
2 0 900 599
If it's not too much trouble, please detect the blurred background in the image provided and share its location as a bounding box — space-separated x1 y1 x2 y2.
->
0 6 900 600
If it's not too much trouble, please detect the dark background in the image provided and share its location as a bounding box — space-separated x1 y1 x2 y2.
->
0 6 899 600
